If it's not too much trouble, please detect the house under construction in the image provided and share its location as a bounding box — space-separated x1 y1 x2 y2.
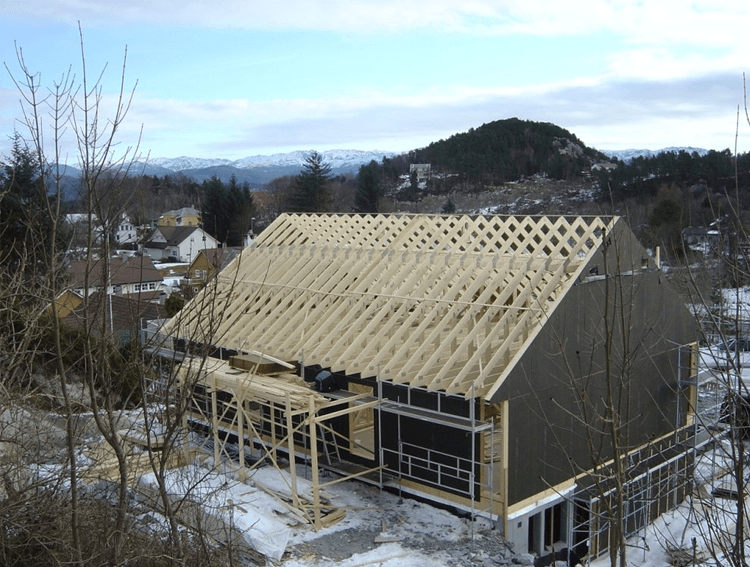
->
162 213 699 557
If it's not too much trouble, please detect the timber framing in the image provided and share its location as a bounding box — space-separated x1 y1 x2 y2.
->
163 213 698 554
166 214 616 399
177 356 383 529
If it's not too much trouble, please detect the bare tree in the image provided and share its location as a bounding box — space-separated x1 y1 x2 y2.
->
523 221 698 567
679 98 750 567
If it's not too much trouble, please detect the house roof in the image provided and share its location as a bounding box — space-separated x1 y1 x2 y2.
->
145 226 204 247
162 207 200 218
165 213 620 399
68 256 163 289
62 291 164 336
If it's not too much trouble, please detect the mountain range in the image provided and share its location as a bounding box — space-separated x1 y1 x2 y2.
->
136 146 708 186
138 149 400 186
601 147 710 162
140 146 711 178
50 149 399 194
52 142 710 198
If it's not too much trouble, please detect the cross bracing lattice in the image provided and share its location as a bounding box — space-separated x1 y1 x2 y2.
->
166 214 615 398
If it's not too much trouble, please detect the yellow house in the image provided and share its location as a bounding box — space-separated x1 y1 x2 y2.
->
49 289 84 319
186 247 242 293
157 207 202 227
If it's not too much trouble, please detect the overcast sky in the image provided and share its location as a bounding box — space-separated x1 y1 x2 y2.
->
2 1 750 162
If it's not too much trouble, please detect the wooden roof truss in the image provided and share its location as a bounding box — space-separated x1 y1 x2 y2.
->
169 214 615 399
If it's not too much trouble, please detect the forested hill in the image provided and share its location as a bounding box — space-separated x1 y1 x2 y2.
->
408 118 608 182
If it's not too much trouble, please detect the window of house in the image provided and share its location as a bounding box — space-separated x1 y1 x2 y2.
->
195 269 201 278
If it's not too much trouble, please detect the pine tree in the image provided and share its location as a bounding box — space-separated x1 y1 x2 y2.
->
227 174 255 245
201 174 256 246
201 175 228 242
291 151 332 212
354 160 382 213
441 198 456 214
0 133 56 272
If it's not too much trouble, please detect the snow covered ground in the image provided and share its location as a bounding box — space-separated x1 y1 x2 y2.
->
68 323 750 566
147 439 750 567
143 459 501 567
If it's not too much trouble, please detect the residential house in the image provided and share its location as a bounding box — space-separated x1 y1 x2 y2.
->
163 214 698 558
68 255 164 299
50 289 85 319
409 163 431 182
141 226 219 264
66 213 138 248
185 247 242 293
63 291 164 346
115 213 138 245
158 207 202 227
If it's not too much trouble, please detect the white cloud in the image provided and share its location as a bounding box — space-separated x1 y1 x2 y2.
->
3 65 746 162
3 0 749 160
7 0 750 41
604 48 742 82
114 70 747 159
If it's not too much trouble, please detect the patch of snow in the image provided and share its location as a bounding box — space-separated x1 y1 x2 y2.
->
137 465 292 561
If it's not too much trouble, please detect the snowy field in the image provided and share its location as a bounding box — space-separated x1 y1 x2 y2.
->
139 456 499 567
147 434 749 567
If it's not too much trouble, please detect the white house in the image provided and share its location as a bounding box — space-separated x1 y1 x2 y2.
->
141 226 218 263
115 214 137 245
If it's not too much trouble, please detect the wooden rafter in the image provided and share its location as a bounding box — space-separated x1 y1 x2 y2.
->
165 214 615 398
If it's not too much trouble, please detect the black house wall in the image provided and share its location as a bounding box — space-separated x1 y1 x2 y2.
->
344 376 481 497
494 269 697 507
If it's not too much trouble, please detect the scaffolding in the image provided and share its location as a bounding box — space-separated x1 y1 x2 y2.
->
176 355 505 531
375 380 505 528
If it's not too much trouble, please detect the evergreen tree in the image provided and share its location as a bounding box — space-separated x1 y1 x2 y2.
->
227 174 256 245
0 134 55 272
201 175 229 243
401 169 420 201
354 160 382 213
291 151 332 212
201 174 256 246
441 198 456 214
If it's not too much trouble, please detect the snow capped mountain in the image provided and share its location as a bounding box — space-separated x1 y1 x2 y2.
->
136 149 402 187
231 151 314 169
150 149 399 173
602 147 709 162
149 156 234 170
310 149 398 170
